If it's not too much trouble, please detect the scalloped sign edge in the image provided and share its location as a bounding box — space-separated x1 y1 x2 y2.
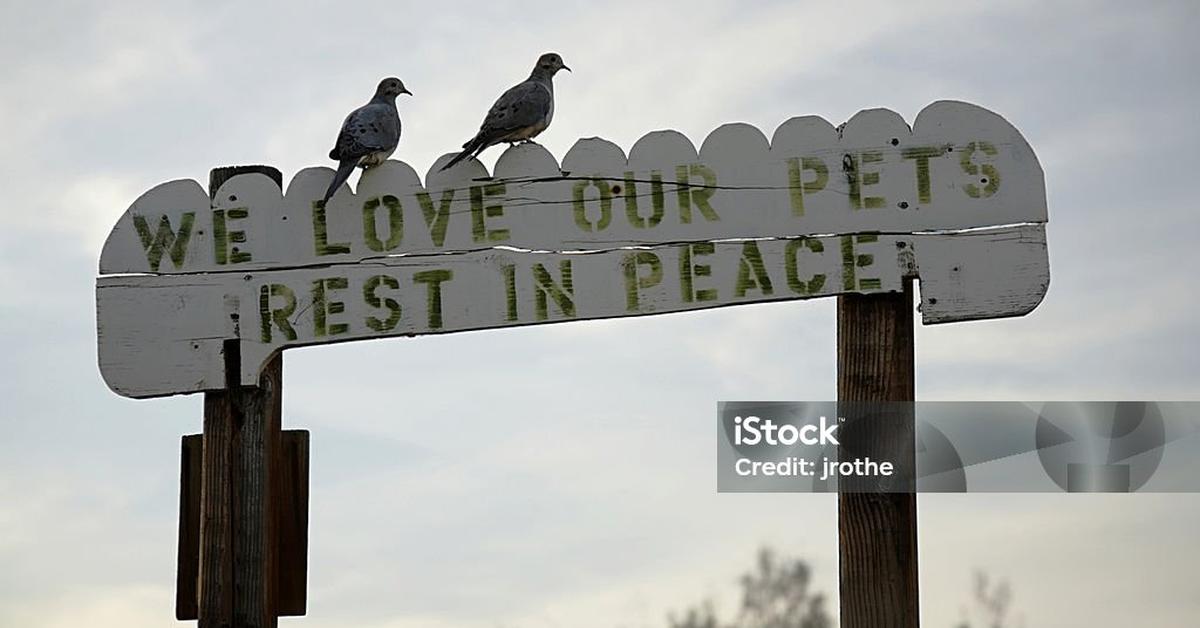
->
99 100 1046 276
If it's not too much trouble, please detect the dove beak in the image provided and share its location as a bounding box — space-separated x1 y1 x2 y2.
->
401 88 413 96
562 65 572 73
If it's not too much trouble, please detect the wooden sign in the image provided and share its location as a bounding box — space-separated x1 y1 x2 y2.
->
96 100 1049 398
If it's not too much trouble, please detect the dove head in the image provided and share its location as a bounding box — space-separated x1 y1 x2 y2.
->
532 53 570 79
375 77 412 100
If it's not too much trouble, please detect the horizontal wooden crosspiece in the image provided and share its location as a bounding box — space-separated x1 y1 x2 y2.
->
96 100 1049 398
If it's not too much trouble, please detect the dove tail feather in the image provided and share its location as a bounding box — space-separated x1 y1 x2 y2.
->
323 159 357 205
440 136 486 172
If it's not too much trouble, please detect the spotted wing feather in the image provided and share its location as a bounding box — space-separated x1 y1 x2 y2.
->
329 103 400 161
475 81 552 145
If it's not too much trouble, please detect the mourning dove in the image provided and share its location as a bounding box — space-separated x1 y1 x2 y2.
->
440 53 570 171
324 77 412 204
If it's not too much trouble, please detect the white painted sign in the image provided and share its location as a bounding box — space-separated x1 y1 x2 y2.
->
96 100 1050 399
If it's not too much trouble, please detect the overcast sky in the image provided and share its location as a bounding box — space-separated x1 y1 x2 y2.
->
2 1 1199 626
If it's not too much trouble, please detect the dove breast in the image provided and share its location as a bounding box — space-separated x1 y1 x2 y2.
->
358 148 396 168
505 83 554 141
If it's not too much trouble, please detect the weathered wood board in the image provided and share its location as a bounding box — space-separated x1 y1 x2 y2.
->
98 226 1047 398
99 101 1045 274
95 100 1049 398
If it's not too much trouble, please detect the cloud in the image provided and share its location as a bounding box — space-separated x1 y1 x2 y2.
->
0 585 172 628
0 3 206 147
3 1 1200 627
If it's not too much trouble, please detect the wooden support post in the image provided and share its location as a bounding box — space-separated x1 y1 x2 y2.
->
836 281 918 628
198 165 284 628
179 430 309 620
177 434 203 620
274 430 310 616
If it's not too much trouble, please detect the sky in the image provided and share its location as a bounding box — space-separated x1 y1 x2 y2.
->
2 0 1199 626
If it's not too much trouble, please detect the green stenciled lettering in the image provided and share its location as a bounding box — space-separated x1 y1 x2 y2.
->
533 261 575 320
784 238 827 295
621 251 663 312
679 242 717 303
258 283 297 343
841 234 879 290
902 146 942 204
961 141 1001 198
840 235 855 290
675 164 720 223
133 212 195 271
311 277 349 337
311 201 350 256
363 274 402 332
413 269 453 329
688 164 719 222
734 241 773 297
572 179 613 232
786 157 828 217
362 195 404 252
623 171 665 229
856 234 882 290
651 172 666 223
674 166 690 221
212 208 252 265
470 183 510 243
502 264 518 321
213 210 227 264
847 151 886 210
416 189 453 247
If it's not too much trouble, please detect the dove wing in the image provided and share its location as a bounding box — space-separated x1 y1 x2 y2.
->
331 103 400 160
477 80 552 141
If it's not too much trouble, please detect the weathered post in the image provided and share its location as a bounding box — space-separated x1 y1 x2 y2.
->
197 166 284 628
837 281 918 627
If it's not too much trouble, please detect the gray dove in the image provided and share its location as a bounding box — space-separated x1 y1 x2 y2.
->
440 53 570 171
323 77 412 204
